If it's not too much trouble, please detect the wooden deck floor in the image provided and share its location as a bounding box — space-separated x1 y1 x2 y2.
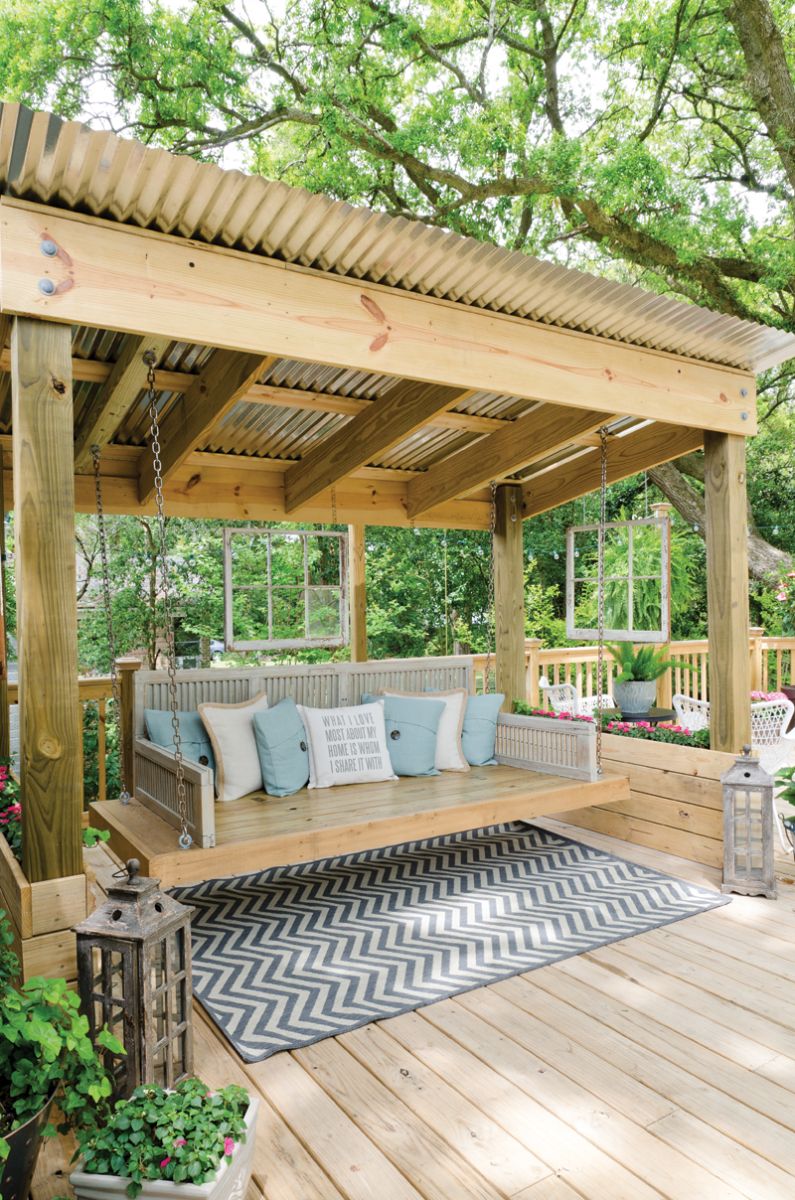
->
35 825 795 1200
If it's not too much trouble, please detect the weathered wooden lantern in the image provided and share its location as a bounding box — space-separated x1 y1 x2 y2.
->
75 858 195 1097
721 747 777 899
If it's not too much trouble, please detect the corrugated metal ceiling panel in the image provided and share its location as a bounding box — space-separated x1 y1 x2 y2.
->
1 103 793 373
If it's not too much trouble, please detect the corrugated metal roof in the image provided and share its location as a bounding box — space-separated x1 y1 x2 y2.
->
1 102 793 374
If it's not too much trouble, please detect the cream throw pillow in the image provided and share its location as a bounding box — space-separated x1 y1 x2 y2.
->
297 703 397 789
198 692 269 802
383 689 470 772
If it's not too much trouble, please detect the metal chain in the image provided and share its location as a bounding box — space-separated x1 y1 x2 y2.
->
144 352 192 850
331 485 338 527
91 447 130 803
482 481 498 694
595 427 609 775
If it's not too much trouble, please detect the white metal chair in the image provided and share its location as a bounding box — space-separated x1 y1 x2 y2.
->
541 682 614 718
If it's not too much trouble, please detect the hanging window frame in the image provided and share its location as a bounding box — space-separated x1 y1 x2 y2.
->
565 516 671 643
223 528 349 652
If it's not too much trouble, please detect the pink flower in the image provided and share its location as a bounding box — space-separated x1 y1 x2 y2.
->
160 1157 171 1169
223 1138 235 1157
776 592 787 602
174 1138 187 1148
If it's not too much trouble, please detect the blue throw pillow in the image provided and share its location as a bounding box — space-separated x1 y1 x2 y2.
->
252 698 310 797
362 692 444 777
461 693 505 766
144 709 215 771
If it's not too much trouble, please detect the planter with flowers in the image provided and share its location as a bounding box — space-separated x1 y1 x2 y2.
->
69 1078 259 1200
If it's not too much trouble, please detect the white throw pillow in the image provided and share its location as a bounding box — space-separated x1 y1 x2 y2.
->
198 692 269 802
297 703 397 789
383 689 470 772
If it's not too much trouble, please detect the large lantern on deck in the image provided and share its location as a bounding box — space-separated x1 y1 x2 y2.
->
75 858 194 1097
721 748 777 899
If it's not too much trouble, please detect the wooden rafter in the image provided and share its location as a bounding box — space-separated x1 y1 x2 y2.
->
522 423 705 517
74 334 171 471
0 349 508 436
137 350 274 503
283 381 472 513
406 403 611 517
1 199 757 435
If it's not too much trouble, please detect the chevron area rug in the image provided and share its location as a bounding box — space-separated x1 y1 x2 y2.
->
174 823 728 1061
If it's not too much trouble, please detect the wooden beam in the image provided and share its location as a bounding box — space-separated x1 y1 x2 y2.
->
11 317 83 882
704 433 751 752
522 423 705 517
0 349 508 436
348 524 367 662
73 334 171 471
283 380 469 513
0 199 757 435
407 403 610 517
493 485 526 712
138 350 273 503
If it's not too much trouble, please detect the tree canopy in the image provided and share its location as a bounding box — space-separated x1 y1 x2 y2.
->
0 0 793 614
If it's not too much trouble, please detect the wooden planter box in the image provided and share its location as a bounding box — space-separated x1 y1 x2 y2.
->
560 734 735 868
0 833 87 982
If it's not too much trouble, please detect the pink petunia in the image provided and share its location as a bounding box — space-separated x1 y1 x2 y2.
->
174 1139 187 1148
223 1138 235 1157
160 1157 171 1169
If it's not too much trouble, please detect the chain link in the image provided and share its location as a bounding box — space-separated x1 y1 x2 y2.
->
482 481 498 694
91 447 130 802
144 353 192 850
595 427 609 775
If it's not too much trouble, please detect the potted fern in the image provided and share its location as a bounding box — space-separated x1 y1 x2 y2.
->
607 644 683 717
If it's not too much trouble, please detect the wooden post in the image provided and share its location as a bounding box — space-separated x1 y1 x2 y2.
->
651 501 674 708
748 627 765 693
525 638 542 706
11 317 83 882
347 524 367 662
0 458 9 759
493 485 526 711
116 657 143 798
704 433 751 752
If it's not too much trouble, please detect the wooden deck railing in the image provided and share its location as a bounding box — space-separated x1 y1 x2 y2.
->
8 658 141 805
475 628 795 706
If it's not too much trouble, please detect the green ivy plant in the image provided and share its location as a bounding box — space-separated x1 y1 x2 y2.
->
75 1078 250 1199
0 968 123 1166
0 909 18 999
775 766 795 810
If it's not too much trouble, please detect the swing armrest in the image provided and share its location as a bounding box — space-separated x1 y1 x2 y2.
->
133 738 217 849
495 714 598 782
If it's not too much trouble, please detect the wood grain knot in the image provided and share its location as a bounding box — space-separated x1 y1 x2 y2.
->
50 376 67 395
38 735 63 760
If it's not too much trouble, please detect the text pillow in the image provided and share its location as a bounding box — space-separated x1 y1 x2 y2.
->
144 709 215 772
253 699 310 798
384 688 469 772
461 693 505 766
198 692 269 802
362 693 444 777
297 703 397 789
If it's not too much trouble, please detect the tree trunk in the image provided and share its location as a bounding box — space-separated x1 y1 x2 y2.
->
648 460 791 581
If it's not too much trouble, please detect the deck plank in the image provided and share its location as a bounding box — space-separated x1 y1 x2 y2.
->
32 824 795 1200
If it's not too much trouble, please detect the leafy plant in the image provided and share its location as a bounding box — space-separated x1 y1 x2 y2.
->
607 643 688 683
0 910 18 999
0 975 122 1165
74 1077 250 1199
775 766 795 809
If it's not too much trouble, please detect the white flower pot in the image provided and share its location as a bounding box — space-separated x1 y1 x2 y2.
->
613 680 657 716
70 1099 259 1200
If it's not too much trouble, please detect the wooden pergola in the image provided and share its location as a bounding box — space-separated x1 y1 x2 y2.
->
2 102 794 887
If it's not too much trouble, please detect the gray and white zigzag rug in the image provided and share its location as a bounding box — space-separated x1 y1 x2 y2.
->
174 823 728 1061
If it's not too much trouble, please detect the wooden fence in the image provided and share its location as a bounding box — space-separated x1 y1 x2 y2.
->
474 628 795 707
